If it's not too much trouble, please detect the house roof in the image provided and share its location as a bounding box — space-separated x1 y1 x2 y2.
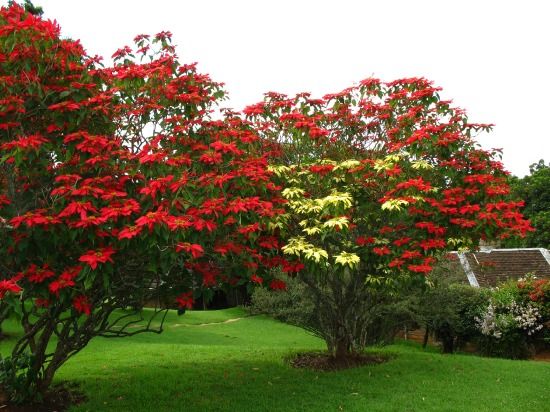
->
451 248 550 287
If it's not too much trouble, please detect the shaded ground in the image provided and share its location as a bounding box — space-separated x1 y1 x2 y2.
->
289 352 390 371
0 383 85 412
533 349 550 362
400 327 550 361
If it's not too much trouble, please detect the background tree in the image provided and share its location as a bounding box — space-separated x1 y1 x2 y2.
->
246 79 531 361
0 4 281 402
413 259 487 353
505 159 550 249
248 271 416 351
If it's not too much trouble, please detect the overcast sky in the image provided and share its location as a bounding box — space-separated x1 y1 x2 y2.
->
36 0 549 177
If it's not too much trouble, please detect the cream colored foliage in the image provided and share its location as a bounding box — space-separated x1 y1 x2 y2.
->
299 219 323 235
267 164 292 177
319 191 353 209
287 191 353 215
381 198 409 211
303 247 329 263
323 216 349 230
288 198 323 214
411 160 433 170
282 237 329 263
302 226 322 235
334 252 360 268
447 238 473 251
281 236 313 256
334 159 361 170
281 187 305 200
373 153 403 172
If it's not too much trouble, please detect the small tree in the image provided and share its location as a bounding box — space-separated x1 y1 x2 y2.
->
246 79 532 360
249 272 414 352
0 4 281 402
414 261 488 353
505 159 550 249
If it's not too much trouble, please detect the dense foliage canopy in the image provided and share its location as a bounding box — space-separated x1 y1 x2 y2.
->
0 3 282 399
0 1 534 403
244 77 532 357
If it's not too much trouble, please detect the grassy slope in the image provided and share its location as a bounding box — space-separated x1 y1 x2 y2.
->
1 308 549 412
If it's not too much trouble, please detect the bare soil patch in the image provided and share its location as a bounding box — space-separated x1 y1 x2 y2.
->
289 352 391 371
0 382 86 412
533 349 550 362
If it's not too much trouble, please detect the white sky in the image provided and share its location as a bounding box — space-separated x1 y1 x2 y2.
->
35 0 549 176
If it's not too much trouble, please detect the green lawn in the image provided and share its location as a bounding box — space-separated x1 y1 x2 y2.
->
1 308 549 411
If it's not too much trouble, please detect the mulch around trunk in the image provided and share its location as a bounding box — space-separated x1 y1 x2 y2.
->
289 351 391 371
534 349 550 362
0 382 86 412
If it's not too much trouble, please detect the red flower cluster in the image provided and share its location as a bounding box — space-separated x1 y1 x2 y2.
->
243 74 532 284
73 295 91 315
0 278 21 298
269 279 287 291
175 291 194 309
78 247 116 270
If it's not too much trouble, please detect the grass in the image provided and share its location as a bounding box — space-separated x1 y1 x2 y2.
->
1 308 549 411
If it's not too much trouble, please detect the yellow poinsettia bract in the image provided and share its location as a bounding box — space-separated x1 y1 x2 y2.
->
334 252 360 268
303 247 329 263
381 198 409 211
323 216 349 230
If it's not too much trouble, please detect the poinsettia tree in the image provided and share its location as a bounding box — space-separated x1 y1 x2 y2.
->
245 79 533 360
0 3 281 402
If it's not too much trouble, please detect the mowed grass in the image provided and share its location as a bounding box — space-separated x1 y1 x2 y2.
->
1 308 549 412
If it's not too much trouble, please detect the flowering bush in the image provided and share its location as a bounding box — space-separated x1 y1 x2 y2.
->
0 0 537 404
476 275 549 358
248 270 414 348
0 3 281 402
477 301 543 337
246 77 531 359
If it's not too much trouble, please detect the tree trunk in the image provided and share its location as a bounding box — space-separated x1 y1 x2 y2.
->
422 326 430 349
333 338 351 361
441 337 454 354
38 359 61 394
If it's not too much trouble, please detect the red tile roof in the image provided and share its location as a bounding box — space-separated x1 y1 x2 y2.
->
453 248 550 287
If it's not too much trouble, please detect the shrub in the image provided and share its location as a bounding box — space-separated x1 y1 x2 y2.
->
246 74 531 360
414 264 488 353
475 275 549 359
248 273 315 328
0 3 281 401
0 353 42 404
249 272 417 349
